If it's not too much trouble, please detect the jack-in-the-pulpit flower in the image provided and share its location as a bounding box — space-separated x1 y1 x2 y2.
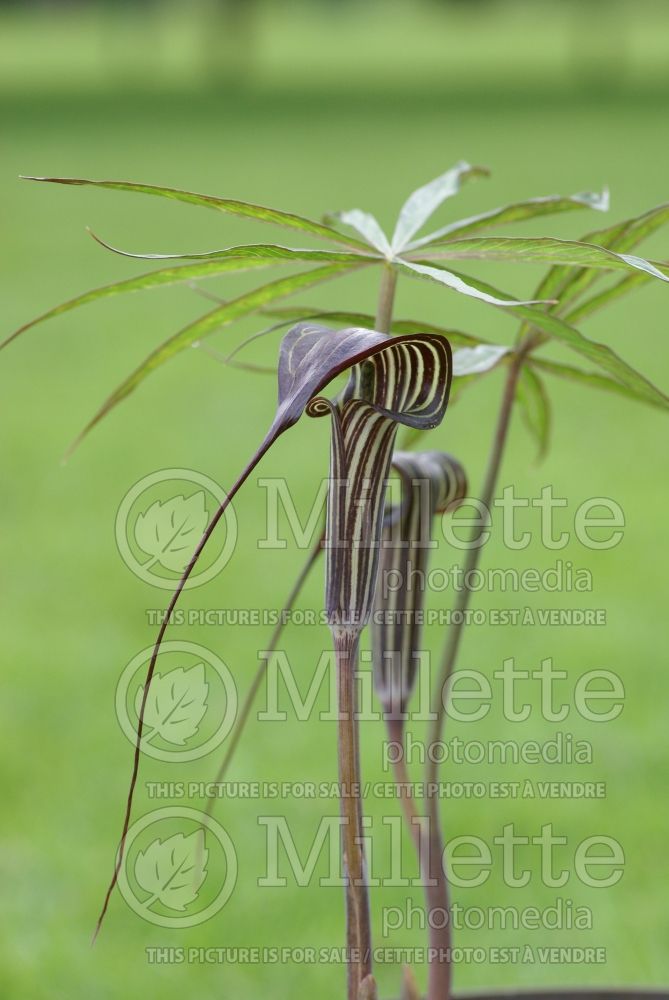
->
371 449 467 1000
372 450 467 721
12 168 669 1000
95 321 452 1000
305 327 452 998
307 335 452 634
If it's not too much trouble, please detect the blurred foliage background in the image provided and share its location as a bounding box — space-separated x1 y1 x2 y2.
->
1 1 668 998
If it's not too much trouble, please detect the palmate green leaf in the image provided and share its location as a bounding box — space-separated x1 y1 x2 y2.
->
390 162 489 253
1 257 282 351
408 261 669 410
530 356 669 411
88 231 380 264
516 366 551 460
66 263 357 453
398 260 553 307
407 189 609 251
418 236 669 281
22 176 372 251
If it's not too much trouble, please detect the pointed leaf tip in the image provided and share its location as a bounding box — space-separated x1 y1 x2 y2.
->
391 161 490 252
421 235 669 281
408 187 610 250
326 208 391 255
17 175 373 250
85 230 374 265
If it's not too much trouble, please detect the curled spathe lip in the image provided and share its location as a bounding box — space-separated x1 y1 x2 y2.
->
291 326 452 635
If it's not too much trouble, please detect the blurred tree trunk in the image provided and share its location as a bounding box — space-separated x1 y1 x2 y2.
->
199 0 260 90
566 0 628 93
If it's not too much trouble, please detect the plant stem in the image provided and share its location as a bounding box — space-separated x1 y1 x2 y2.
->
375 264 398 333
331 265 398 999
334 629 372 1000
373 251 449 1000
386 714 450 1000
385 718 422 854
427 348 526 770
375 262 451 999
423 348 527 997
376 260 458 1000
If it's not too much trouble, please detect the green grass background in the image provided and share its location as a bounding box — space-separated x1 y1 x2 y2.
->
1 2 668 998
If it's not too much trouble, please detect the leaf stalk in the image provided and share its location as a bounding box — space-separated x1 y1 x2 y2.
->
423 345 530 997
375 264 398 334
